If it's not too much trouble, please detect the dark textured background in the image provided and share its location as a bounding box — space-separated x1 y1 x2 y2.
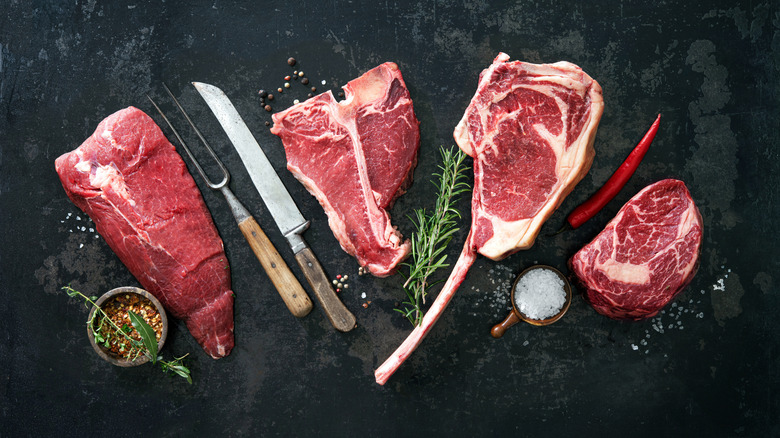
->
2 1 778 436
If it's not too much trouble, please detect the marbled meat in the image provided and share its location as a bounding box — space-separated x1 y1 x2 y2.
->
271 62 419 277
569 179 703 320
375 53 604 384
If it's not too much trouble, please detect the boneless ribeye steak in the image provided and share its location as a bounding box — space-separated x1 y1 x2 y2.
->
375 53 604 384
569 179 703 320
55 107 234 359
271 62 419 277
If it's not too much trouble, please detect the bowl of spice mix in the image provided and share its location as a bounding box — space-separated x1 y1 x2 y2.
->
87 286 168 367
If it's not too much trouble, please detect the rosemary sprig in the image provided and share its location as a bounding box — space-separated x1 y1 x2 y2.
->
396 146 470 326
62 285 192 384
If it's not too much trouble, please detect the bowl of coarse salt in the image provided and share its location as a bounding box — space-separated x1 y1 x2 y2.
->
491 265 572 338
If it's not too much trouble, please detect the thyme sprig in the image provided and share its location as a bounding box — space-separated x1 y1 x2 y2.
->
397 146 470 326
62 285 192 384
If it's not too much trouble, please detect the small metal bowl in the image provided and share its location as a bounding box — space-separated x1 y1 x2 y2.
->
87 286 168 367
491 265 572 338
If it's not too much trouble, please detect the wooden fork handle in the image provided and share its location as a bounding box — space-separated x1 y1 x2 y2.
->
238 216 313 318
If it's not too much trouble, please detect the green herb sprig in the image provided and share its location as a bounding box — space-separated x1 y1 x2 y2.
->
62 285 192 384
397 146 470 326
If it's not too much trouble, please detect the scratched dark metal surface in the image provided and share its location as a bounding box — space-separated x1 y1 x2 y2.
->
1 1 778 436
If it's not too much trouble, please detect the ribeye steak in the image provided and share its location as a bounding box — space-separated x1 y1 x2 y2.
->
569 179 703 320
375 53 604 384
271 62 419 277
55 107 234 359
453 52 604 260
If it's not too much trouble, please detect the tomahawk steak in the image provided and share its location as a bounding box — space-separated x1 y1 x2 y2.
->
569 179 703 320
454 52 604 259
375 53 604 384
55 107 234 359
271 62 419 277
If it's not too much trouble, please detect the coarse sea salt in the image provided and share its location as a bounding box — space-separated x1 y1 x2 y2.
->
514 268 566 320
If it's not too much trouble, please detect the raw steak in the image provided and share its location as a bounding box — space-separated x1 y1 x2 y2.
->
453 52 604 260
271 62 419 277
569 179 703 320
375 54 603 384
55 107 234 359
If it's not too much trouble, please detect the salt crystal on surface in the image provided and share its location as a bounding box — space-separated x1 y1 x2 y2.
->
513 268 566 320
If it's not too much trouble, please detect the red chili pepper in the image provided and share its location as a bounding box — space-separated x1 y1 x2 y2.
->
565 114 661 230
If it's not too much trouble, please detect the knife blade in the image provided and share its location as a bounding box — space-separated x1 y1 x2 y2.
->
193 81 356 332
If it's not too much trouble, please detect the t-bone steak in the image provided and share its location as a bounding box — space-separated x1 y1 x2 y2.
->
569 179 703 320
55 107 234 359
375 53 604 384
271 62 419 277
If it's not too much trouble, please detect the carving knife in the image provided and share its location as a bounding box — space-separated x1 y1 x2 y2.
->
192 81 356 332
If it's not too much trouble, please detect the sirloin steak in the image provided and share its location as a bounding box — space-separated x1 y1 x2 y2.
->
375 54 603 384
271 62 419 277
55 107 234 359
569 179 703 320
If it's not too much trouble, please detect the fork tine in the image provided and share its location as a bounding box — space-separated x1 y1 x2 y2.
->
162 83 230 187
147 93 226 189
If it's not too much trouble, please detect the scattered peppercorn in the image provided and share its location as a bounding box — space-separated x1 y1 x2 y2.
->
277 87 283 93
265 121 271 126
284 82 290 89
311 87 317 92
338 91 345 98
258 89 268 98
307 93 313 98
267 94 274 101
362 303 368 308
298 71 305 77
284 75 291 81
301 78 309 85
287 57 296 66
264 105 272 112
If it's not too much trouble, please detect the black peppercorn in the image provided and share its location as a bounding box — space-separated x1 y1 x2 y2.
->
287 57 296 66
301 78 309 85
264 105 272 112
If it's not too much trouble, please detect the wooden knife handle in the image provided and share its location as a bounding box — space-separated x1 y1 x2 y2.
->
238 216 313 318
295 247 356 332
